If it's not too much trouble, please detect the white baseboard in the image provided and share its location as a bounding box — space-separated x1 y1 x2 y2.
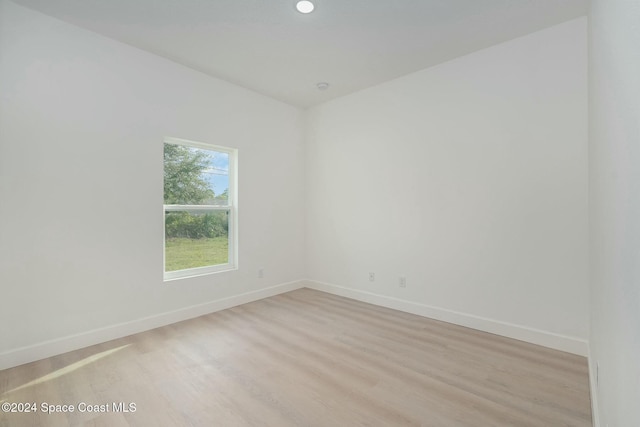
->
1 279 589 371
0 280 304 370
304 280 589 357
588 346 601 427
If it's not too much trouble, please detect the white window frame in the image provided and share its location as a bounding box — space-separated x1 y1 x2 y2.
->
163 137 238 281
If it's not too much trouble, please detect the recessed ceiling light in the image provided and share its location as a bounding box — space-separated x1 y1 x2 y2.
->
296 1 315 14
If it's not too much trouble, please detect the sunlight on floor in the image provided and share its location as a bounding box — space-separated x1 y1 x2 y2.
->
0 344 130 401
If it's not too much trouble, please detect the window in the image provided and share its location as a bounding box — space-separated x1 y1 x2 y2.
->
163 137 237 280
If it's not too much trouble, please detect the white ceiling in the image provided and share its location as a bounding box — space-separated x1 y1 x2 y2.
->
11 0 588 108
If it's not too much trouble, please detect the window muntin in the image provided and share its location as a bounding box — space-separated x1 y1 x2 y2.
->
163 137 236 280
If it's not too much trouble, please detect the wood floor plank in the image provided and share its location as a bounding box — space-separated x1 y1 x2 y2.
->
0 288 592 426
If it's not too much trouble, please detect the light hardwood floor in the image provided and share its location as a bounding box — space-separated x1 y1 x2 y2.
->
0 288 592 426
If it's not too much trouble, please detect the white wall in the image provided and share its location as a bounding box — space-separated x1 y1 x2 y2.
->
306 18 589 354
0 1 305 366
589 0 640 425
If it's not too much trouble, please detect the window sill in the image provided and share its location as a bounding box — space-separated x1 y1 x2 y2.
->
164 264 237 282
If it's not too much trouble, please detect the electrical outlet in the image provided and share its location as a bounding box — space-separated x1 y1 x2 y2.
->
399 277 406 288
369 272 375 282
258 268 264 279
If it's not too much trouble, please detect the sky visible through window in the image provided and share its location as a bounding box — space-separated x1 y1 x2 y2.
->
203 150 229 201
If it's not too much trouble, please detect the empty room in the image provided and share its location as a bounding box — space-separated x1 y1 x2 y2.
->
0 0 638 426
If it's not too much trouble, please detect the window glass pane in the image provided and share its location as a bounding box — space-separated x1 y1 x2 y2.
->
164 144 229 206
209 151 229 206
164 210 229 272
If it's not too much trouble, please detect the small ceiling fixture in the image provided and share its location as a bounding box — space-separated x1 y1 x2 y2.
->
296 1 315 14
316 82 329 91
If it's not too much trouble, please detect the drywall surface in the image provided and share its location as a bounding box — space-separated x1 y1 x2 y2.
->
306 18 588 349
589 0 640 425
0 1 305 361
